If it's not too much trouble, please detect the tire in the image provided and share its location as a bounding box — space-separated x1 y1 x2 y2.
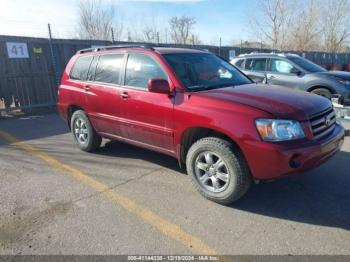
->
310 88 332 99
70 110 101 152
186 137 252 205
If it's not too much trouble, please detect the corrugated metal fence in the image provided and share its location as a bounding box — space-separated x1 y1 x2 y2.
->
0 35 109 113
1 34 350 113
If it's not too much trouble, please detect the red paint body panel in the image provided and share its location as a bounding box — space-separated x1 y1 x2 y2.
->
57 47 345 180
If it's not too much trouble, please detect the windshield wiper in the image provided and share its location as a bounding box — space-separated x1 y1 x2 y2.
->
187 85 210 91
206 83 236 89
188 83 236 92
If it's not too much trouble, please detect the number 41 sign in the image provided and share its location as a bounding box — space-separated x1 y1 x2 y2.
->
6 42 29 58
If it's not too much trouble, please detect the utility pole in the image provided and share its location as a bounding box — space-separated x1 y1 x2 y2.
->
219 37 222 56
157 32 160 46
111 28 115 44
47 23 59 88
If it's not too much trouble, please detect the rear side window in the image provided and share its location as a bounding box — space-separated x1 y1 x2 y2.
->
125 53 167 89
234 59 244 68
87 56 98 81
70 56 93 81
94 54 124 85
245 58 267 71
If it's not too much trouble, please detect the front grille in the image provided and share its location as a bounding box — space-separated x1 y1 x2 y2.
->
310 107 336 140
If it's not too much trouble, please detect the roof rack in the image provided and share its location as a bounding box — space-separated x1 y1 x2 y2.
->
238 52 273 57
76 44 155 54
238 52 300 58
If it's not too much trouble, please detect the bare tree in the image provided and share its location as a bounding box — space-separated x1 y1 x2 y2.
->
190 34 202 45
250 0 295 50
287 0 322 51
169 16 197 44
250 0 350 52
140 13 160 43
112 19 124 42
141 22 159 43
142 27 155 42
321 0 350 52
162 28 170 44
76 0 123 41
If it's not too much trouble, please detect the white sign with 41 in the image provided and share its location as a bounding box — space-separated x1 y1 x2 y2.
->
6 42 29 58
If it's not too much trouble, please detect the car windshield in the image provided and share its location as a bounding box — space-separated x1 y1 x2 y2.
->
288 56 326 73
162 53 252 91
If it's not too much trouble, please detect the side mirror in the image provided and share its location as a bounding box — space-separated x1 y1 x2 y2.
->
291 68 302 76
147 78 170 94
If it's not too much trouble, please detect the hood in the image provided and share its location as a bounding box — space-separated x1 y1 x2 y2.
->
194 84 332 120
313 70 350 80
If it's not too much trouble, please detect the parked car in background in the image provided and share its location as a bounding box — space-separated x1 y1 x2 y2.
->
58 46 344 204
231 53 350 103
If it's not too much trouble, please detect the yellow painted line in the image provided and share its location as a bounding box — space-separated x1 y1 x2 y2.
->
0 130 218 255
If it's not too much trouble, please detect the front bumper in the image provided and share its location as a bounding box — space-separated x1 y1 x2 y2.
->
244 123 345 180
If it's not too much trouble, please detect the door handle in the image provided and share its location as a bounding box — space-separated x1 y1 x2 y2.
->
120 92 129 99
84 85 90 91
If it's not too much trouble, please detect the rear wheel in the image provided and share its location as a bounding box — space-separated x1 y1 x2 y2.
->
186 137 252 205
70 110 101 152
310 88 332 99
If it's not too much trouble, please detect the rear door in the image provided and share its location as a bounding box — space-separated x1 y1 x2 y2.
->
66 54 94 119
266 58 304 89
84 53 125 136
243 58 267 83
118 52 175 153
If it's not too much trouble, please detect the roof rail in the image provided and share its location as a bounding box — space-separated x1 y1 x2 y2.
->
76 44 155 54
238 52 301 58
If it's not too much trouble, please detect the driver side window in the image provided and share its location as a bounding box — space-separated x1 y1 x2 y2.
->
270 59 295 74
125 53 167 89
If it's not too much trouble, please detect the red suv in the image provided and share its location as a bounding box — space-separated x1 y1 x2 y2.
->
58 45 345 204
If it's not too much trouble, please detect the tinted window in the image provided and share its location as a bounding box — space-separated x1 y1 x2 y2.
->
288 56 326 73
270 59 295 74
245 58 267 71
95 54 124 85
125 53 167 89
234 59 244 68
163 53 251 91
70 56 93 81
87 56 98 81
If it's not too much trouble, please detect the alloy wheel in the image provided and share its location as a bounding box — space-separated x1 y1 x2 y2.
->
194 151 230 193
74 118 89 144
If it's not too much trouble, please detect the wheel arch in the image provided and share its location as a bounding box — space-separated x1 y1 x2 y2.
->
307 85 336 94
67 105 85 130
179 126 243 165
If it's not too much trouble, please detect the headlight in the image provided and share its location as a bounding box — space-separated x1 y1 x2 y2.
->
255 119 305 142
339 79 350 85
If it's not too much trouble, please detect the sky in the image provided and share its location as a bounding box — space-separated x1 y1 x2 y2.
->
0 0 255 45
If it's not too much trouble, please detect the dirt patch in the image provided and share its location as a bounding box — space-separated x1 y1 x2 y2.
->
0 201 72 249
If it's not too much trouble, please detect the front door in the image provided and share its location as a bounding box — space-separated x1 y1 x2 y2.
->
119 53 175 153
266 58 304 89
85 53 125 136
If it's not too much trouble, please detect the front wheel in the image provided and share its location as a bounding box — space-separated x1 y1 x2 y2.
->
186 137 252 205
310 88 332 99
70 110 101 152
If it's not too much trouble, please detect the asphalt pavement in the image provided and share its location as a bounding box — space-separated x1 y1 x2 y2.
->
0 113 349 255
